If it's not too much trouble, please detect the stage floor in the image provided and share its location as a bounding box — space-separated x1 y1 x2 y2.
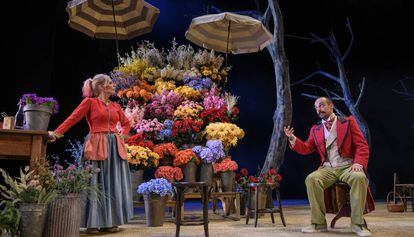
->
80 202 414 237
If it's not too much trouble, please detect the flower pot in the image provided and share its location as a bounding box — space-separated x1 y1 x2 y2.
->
240 192 247 216
199 163 213 183
23 104 53 131
182 161 197 183
248 188 267 217
220 171 235 192
143 194 167 227
131 169 144 202
44 193 82 237
19 203 48 237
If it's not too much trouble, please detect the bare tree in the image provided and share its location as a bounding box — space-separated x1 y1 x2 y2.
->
259 0 292 174
291 19 371 146
393 77 414 128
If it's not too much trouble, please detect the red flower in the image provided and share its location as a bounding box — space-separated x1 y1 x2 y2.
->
235 174 242 182
267 178 274 183
276 174 282 182
269 169 276 175
240 168 248 176
231 107 239 116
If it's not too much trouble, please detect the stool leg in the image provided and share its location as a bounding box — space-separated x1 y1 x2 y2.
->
411 188 414 212
202 186 209 237
276 188 286 227
175 187 184 237
254 187 259 228
246 188 251 224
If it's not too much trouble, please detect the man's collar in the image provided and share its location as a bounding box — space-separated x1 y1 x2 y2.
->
322 113 336 124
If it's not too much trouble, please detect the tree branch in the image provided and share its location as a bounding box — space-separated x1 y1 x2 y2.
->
302 83 343 101
309 33 337 57
355 77 366 107
393 78 414 100
292 70 339 86
342 18 355 61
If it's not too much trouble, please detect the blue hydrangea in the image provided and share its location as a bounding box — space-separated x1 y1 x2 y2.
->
183 77 213 91
156 121 173 141
192 140 225 164
137 178 173 196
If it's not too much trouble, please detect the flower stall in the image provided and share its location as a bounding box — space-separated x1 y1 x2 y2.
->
113 41 244 195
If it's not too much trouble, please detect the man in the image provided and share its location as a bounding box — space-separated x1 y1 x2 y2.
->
284 97 375 237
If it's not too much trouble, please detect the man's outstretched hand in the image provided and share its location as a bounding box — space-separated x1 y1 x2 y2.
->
284 125 295 141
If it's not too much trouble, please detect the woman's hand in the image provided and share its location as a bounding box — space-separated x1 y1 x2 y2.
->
47 131 57 143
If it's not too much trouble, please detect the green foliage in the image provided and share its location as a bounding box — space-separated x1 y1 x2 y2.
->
0 200 21 236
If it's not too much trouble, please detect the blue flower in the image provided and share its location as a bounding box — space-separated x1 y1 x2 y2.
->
137 178 173 196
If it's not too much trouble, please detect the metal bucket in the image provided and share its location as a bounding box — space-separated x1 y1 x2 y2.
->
220 171 235 192
23 104 52 131
248 188 267 217
183 161 197 183
131 169 144 202
44 194 82 237
199 162 213 183
19 203 48 237
143 194 167 227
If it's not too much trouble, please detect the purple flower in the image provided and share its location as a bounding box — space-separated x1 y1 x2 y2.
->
20 93 59 114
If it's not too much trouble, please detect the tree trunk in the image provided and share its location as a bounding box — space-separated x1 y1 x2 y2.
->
261 0 292 174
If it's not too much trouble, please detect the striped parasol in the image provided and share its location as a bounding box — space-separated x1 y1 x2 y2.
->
185 12 273 66
66 0 160 63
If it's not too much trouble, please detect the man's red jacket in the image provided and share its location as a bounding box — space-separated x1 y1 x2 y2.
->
290 116 375 213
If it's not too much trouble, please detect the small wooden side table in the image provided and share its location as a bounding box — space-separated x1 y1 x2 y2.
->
0 129 49 170
246 182 286 227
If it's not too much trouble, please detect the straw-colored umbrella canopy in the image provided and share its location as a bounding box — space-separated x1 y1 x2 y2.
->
66 0 160 40
185 12 273 54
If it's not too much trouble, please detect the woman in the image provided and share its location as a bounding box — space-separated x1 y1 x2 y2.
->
49 74 133 234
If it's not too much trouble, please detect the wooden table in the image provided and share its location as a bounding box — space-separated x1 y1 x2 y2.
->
0 129 49 169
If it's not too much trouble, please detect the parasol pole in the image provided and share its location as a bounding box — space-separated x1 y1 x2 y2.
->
110 0 121 66
223 20 231 92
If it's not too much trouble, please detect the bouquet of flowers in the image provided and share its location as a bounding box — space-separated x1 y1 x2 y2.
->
117 85 153 104
259 168 282 184
204 122 245 148
137 178 173 196
154 79 177 94
123 101 145 128
174 86 201 100
126 132 154 149
199 108 230 124
171 118 204 145
174 100 204 119
126 145 160 169
213 158 238 174
203 93 226 110
192 140 225 164
20 93 59 114
235 168 250 193
154 166 183 182
153 143 178 159
155 119 174 141
173 149 200 166
145 90 182 120
183 76 213 91
53 162 101 195
135 118 164 140
200 65 228 82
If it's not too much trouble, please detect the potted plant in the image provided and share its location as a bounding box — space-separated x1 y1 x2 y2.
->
235 168 250 215
45 162 101 237
0 165 57 237
19 93 59 131
0 200 21 237
153 142 178 166
154 166 183 182
192 140 226 183
213 158 238 192
125 144 160 201
137 178 173 227
173 149 200 183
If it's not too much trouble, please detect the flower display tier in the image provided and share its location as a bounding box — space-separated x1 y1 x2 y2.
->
117 41 244 185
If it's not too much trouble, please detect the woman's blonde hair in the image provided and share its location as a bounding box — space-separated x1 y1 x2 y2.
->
82 74 112 97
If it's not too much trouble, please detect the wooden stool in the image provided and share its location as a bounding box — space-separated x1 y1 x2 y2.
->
245 182 286 227
172 182 212 237
211 192 241 220
330 181 368 228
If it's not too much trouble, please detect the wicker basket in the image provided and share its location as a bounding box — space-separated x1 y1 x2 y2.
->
386 192 405 212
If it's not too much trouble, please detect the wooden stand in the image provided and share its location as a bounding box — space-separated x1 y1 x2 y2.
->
0 129 49 170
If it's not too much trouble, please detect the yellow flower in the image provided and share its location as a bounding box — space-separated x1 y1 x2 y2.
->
203 122 244 147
